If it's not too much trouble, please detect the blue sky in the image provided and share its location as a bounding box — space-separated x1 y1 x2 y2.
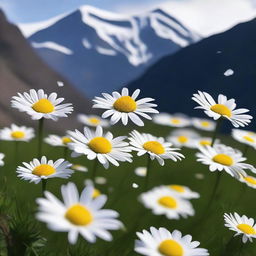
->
0 0 171 23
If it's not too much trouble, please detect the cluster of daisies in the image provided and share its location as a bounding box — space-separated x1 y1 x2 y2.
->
0 87 254 254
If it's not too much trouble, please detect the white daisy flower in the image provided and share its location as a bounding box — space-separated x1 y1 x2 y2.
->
36 182 122 244
238 174 256 189
135 227 209 256
192 91 252 127
44 134 72 147
77 114 109 127
71 164 88 172
84 179 103 198
0 153 5 166
167 129 200 149
93 87 158 126
135 167 147 177
0 124 34 142
196 144 255 178
224 212 256 243
194 137 218 148
232 129 256 149
17 156 73 184
165 185 200 199
140 187 194 219
11 89 73 121
68 126 132 169
192 118 216 131
129 130 184 166
153 113 191 127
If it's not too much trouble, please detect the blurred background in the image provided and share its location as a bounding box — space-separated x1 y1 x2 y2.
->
1 0 256 130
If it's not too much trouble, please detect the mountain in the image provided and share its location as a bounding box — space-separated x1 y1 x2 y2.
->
128 18 256 120
0 10 91 131
18 6 200 98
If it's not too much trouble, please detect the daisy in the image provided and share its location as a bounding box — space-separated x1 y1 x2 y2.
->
11 89 73 121
129 130 184 166
77 114 109 127
238 174 256 189
84 179 103 198
71 164 88 172
140 187 194 219
95 177 107 185
153 113 191 127
165 185 200 199
196 144 255 178
135 227 209 256
92 87 158 126
192 91 252 127
232 129 256 149
167 129 200 149
224 212 256 243
192 118 216 131
45 134 73 147
135 167 147 177
194 137 217 148
0 153 5 166
36 182 122 244
17 156 73 184
68 126 132 169
0 124 34 142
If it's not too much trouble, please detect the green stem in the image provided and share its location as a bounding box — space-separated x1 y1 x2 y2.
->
91 159 98 181
37 118 44 158
63 147 68 159
14 141 19 166
211 118 223 146
144 154 152 191
42 179 47 195
242 145 249 157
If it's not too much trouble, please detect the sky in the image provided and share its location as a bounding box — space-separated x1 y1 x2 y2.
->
1 0 256 37
0 0 173 23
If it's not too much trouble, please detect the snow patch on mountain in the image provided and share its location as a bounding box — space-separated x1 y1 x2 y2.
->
32 41 73 55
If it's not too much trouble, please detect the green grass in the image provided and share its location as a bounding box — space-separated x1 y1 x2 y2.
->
0 122 255 255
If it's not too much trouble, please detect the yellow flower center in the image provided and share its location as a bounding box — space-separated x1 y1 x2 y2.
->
32 164 56 176
62 137 72 145
89 118 100 125
11 131 25 139
200 140 211 146
113 96 137 112
88 137 112 154
244 176 256 185
243 136 255 143
210 104 231 117
169 185 185 193
201 121 210 127
32 99 55 113
65 204 93 226
158 239 183 256
212 154 233 166
171 119 181 124
158 196 177 209
178 136 188 144
237 224 256 235
93 189 101 198
143 141 165 155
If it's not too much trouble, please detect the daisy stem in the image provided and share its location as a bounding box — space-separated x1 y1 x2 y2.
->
144 154 152 191
207 171 222 209
64 147 68 159
37 118 44 158
14 141 19 166
242 145 249 157
211 118 223 146
42 179 47 195
91 159 98 181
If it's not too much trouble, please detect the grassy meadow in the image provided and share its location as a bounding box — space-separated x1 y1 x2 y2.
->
0 121 255 256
